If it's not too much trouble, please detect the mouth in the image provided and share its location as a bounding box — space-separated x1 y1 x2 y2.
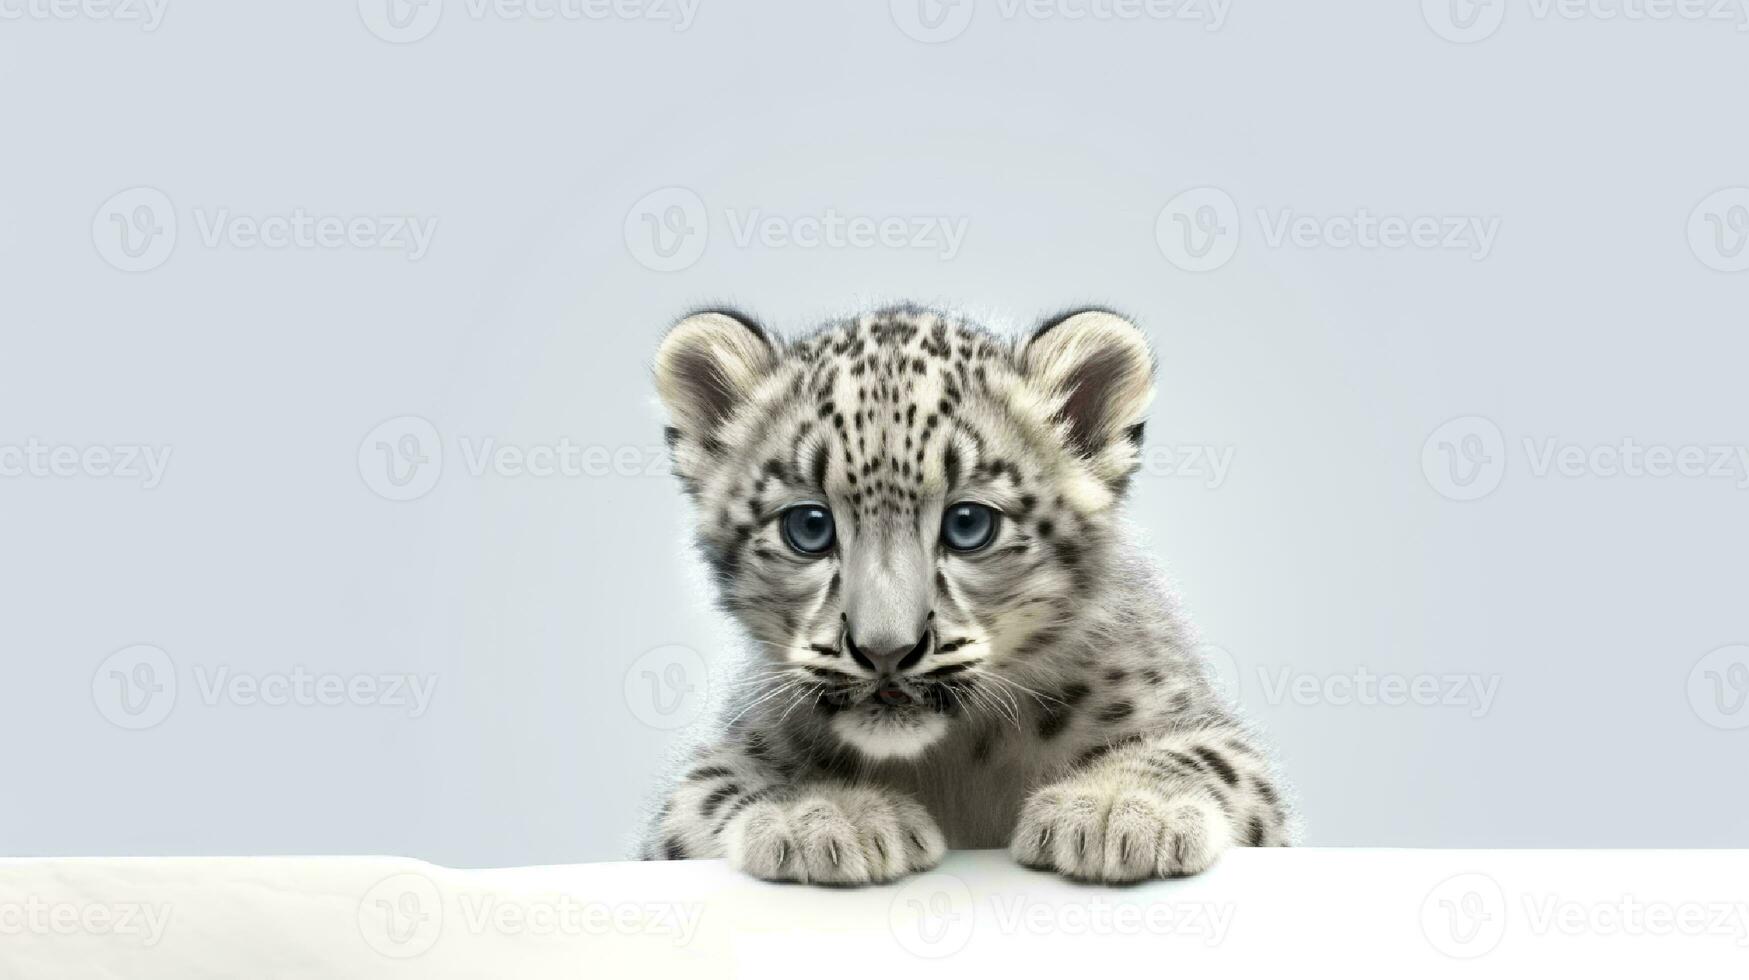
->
813 675 956 711
790 636 986 758
824 688 954 760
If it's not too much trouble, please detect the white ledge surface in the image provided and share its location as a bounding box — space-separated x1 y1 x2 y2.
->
1 848 1746 977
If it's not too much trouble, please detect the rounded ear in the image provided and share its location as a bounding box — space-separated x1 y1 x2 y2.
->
653 309 776 437
1020 308 1155 475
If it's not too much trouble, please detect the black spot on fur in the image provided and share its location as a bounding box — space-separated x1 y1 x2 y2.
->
1098 701 1134 723
1037 705 1072 741
700 783 740 819
1194 746 1239 786
809 442 829 489
1252 777 1280 808
1076 740 1121 768
713 786 775 834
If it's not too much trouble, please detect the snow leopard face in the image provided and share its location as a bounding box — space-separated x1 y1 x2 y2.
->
654 305 1155 760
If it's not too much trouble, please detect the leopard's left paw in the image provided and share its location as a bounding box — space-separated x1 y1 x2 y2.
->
1010 779 1232 883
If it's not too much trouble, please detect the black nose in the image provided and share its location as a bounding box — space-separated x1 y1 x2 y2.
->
845 628 932 676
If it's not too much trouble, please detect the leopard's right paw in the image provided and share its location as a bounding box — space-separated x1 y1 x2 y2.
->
723 785 944 885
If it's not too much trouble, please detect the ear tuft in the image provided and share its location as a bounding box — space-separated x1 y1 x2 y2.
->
1020 308 1155 465
653 310 776 436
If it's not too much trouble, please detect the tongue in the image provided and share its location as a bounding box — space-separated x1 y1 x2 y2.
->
877 685 912 706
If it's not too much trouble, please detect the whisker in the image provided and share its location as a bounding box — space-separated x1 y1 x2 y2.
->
722 678 807 729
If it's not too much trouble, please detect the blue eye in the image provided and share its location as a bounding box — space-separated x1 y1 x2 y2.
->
941 502 999 552
781 505 835 555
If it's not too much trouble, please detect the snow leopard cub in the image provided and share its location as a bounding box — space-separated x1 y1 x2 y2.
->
641 304 1294 884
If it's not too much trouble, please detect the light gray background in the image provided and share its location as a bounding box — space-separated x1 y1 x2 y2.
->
2 1 1746 867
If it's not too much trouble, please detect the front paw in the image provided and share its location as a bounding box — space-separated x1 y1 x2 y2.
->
723 785 945 885
1010 778 1231 883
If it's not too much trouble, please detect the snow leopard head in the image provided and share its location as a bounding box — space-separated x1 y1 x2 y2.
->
654 304 1155 759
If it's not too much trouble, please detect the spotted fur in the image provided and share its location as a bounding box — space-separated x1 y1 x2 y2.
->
639 304 1296 883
